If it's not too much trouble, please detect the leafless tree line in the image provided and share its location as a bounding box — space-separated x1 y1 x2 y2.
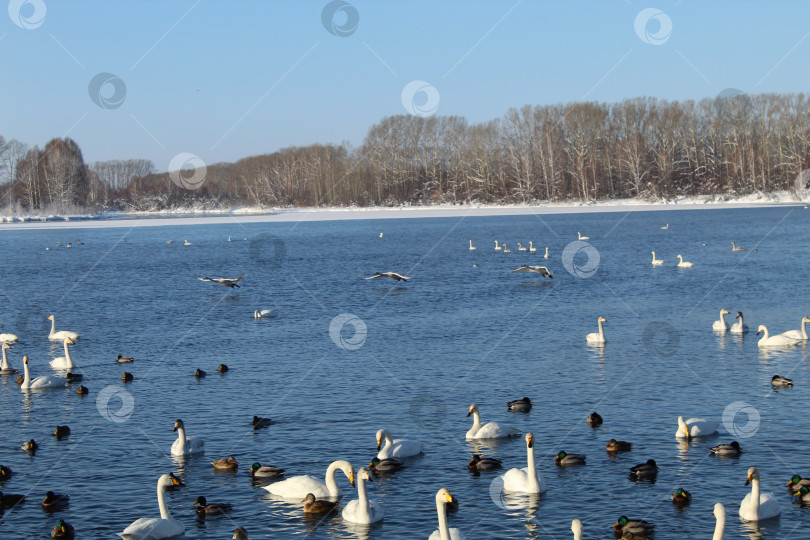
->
1 92 809 213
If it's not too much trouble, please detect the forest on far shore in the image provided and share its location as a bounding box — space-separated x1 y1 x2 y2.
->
1 92 809 214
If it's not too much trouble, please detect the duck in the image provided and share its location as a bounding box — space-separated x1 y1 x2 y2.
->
76 385 88 396
116 354 134 363
529 241 537 252
368 457 405 473
170 419 204 456
301 493 339 514
0 465 12 480
468 455 503 471
585 316 607 344
613 516 654 538
0 333 19 344
629 459 659 479
193 495 233 516
64 372 82 383
466 404 519 439
46 315 80 342
555 451 586 466
511 264 553 278
506 397 532 412
376 428 423 459
51 520 75 539
21 356 66 391
0 491 25 508
586 412 603 426
676 254 694 267
194 368 207 378
121 372 134 382
342 468 383 524
676 416 718 438
793 486 810 502
543 246 550 259
730 311 749 333
254 309 272 319
196 275 244 288
787 474 810 489
731 241 746 251
211 456 239 470
713 503 725 540
21 439 38 454
428 488 464 540
756 325 801 348
780 316 810 340
119 474 184 539
363 271 410 281
49 337 76 369
577 232 589 240
710 441 742 456
252 416 273 429
650 251 663 266
249 462 285 479
494 240 502 251
502 243 512 253
233 527 249 540
499 433 545 493
217 364 229 373
0 342 17 374
713 309 730 331
671 487 692 506
739 466 780 521
469 240 476 251
53 425 70 439
42 491 69 510
606 439 632 452
263 460 354 500
517 243 528 251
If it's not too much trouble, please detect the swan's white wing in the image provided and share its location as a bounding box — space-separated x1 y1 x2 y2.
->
511 266 532 273
686 418 718 437
196 276 212 282
380 438 423 459
263 475 331 499
429 529 465 540
363 274 383 279
474 421 519 439
780 330 804 340
120 517 184 539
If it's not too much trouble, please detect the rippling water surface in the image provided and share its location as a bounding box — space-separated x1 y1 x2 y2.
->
1 206 810 539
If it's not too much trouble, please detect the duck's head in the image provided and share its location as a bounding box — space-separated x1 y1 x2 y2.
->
745 466 759 485
193 496 207 506
43 491 56 502
555 451 568 462
796 486 810 497
789 474 803 486
55 520 69 533
368 457 380 469
301 493 316 503
522 397 532 403
169 473 184 487
250 462 262 472
674 487 687 497
467 404 478 417
173 419 184 432
613 516 629 528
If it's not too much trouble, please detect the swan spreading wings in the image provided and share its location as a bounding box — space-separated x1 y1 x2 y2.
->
511 264 554 278
196 275 244 288
363 272 410 281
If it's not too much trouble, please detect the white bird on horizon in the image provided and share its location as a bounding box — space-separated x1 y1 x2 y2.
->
578 232 589 240
469 240 476 251
197 275 244 288
661 224 669 230
363 272 410 282
511 264 553 278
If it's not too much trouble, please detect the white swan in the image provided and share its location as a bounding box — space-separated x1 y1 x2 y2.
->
731 241 746 251
730 311 749 333
49 337 76 369
780 316 810 340
184 240 192 246
675 416 718 439
466 404 519 439
170 419 204 456
757 325 801 348
376 429 423 459
263 460 354 500
739 466 780 522
499 432 545 493
571 519 583 540
713 503 725 540
0 342 17 374
0 333 19 344
503 243 512 253
254 309 272 319
342 468 383 524
494 241 502 251
676 254 694 268
119 474 185 539
428 488 464 540
713 309 730 331
529 242 537 252
585 316 606 344
577 232 589 240
47 315 80 341
661 224 669 230
20 356 66 391
517 243 527 251
469 240 476 251
651 251 663 266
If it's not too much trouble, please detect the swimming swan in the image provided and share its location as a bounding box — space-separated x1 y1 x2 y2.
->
571 519 583 540
170 419 204 456
342 468 383 524
499 432 545 493
651 251 663 266
676 416 718 439
469 240 476 251
529 242 537 252
502 243 512 253
49 338 76 369
731 242 746 251
517 243 527 251
21 356 66 391
119 474 184 539
1 342 17 374
428 488 465 540
756 325 801 348
713 309 730 331
466 404 519 439
713 503 725 540
780 316 810 340
376 429 423 459
263 460 354 500
730 312 749 334
577 232 589 240
585 316 606 344
494 241 502 251
47 315 80 342
543 246 549 259
676 254 694 268
254 310 272 319
0 333 19 344
739 466 780 522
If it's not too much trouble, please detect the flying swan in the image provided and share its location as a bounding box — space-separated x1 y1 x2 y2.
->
197 275 244 288
364 272 410 281
263 460 354 500
47 315 80 342
118 474 185 539
511 264 553 278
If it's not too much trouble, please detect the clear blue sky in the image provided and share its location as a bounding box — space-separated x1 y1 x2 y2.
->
2 0 808 171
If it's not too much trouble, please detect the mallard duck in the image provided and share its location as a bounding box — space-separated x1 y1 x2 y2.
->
606 439 632 452
468 454 503 471
794 486 810 502
217 364 229 373
121 372 134 382
252 416 273 429
193 496 233 516
507 397 532 411
771 375 793 387
586 412 603 426
710 441 742 456
194 368 206 378
64 372 82 383
75 385 88 395
42 491 69 510
249 462 285 479
233 526 249 540
613 515 654 538
368 457 405 473
117 354 134 363
555 451 586 466
0 491 25 508
211 456 239 470
301 492 339 514
671 487 692 506
53 425 70 439
0 465 12 480
51 519 75 539
787 474 810 489
21 439 38 454
629 459 658 478
15 374 23 384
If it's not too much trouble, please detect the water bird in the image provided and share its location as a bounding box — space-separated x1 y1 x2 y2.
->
302 493 338 514
0 465 13 480
211 456 238 470
543 246 549 259
227 236 232 242
586 412 603 426
21 356 66 391
511 264 553 278
497 433 544 493
771 375 793 387
571 519 583 540
47 315 80 341
1 342 17 374
117 354 134 363
342 468 383 524
66 243 72 248
730 311 749 333
517 243 527 251
731 241 746 251
64 372 81 384
376 428 423 459
787 474 810 489
585 316 607 344
0 333 19 344
51 520 75 539
263 460 355 499
780 316 810 340
121 372 134 382
21 439 38 454
713 309 730 331
502 243 512 253
606 439 632 452
661 224 669 229
75 240 82 245
0 491 25 508
249 463 285 479
53 425 70 439
429 488 463 540
42 491 69 510
75 385 88 395
217 364 229 373
368 457 405 473
252 416 273 429
651 251 663 265
554 451 586 466
466 404 519 439
506 397 532 411
193 496 233 516
613 515 654 537
171 419 204 456
676 416 718 438
119 474 184 538
379 232 383 238
49 337 76 369
629 459 659 479
756 325 800 348
254 309 272 319
671 487 692 506
363 272 410 281
577 232 589 240
468 454 502 471
184 240 192 246
713 503 726 540
740 466 780 521
494 240 502 251
165 240 174 244
676 254 694 267
529 241 537 252
710 441 742 456
197 275 244 288
194 368 206 378
468 240 476 251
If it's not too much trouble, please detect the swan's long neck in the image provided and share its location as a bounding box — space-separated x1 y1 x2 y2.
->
759 327 769 343
436 497 450 540
22 361 30 389
598 319 604 339
381 434 393 456
719 311 726 325
526 443 539 492
325 462 341 497
63 340 73 368
157 482 171 520
356 475 370 521
572 522 583 540
802 319 808 340
471 410 481 432
750 476 761 519
176 427 187 452
1 346 8 370
713 508 725 540
49 318 56 338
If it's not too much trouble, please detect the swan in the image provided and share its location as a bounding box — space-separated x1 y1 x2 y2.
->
730 312 749 333
466 404 519 439
651 251 663 265
499 432 545 493
511 264 553 278
428 488 464 540
254 310 272 319
170 419 204 456
21 356 66 391
503 243 512 253
676 254 694 267
571 519 582 540
364 272 410 281
661 224 669 230
342 468 383 524
780 316 810 340
529 242 537 252
494 240 502 251
713 503 725 540
263 460 354 500
739 466 781 521
47 315 80 341
376 429 423 459
731 241 746 251
0 333 18 344
197 275 243 288
119 474 185 539
49 337 76 369
1 342 17 374
756 325 801 348
543 246 549 259
585 316 606 344
713 309 730 331
517 243 528 251
577 232 589 240
469 240 476 251
676 416 718 439
183 240 192 246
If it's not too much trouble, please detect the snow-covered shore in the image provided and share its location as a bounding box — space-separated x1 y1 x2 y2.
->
0 191 806 230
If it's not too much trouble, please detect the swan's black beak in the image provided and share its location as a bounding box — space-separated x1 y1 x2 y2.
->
466 410 473 417
528 436 534 449
745 475 752 486
376 440 382 451
349 473 355 487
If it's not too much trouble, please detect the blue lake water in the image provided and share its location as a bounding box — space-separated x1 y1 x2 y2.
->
1 205 810 539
